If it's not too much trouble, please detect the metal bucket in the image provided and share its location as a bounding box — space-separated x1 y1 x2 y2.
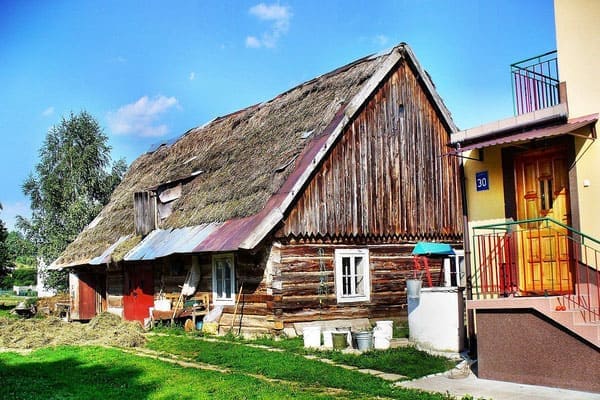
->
353 331 372 351
406 279 422 299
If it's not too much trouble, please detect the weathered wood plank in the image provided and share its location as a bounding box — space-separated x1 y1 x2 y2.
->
281 62 462 239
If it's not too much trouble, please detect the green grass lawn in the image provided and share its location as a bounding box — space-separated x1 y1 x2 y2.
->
234 334 456 378
0 328 459 399
146 334 451 399
0 346 367 400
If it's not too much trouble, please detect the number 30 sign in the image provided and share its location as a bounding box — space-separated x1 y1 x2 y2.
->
476 171 489 191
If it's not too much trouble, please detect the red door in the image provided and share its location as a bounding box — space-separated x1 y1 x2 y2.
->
78 272 105 320
123 265 154 322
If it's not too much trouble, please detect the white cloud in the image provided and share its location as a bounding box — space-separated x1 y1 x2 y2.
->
107 95 178 137
246 3 292 49
373 34 389 47
0 201 30 232
189 72 196 81
245 36 262 48
41 106 54 117
250 3 291 26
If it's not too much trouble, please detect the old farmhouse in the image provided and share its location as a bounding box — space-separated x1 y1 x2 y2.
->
52 43 463 335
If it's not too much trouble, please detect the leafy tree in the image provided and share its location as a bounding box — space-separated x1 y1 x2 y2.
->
0 203 12 286
17 111 127 292
6 231 37 267
10 268 37 286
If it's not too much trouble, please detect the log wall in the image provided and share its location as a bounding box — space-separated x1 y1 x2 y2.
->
283 60 462 239
267 240 461 328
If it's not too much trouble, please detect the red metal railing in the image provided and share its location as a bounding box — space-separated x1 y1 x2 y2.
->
511 51 559 115
472 218 600 323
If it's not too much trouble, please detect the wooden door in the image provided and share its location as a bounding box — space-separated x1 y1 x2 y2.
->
78 272 104 320
123 265 154 322
514 148 573 294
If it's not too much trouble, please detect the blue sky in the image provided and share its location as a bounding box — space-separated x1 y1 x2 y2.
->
0 0 556 231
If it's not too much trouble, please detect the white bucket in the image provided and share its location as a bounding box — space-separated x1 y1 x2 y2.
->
373 334 391 350
375 320 393 339
322 330 334 348
303 326 321 348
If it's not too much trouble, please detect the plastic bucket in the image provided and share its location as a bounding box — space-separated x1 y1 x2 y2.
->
332 332 348 349
303 326 321 348
195 321 203 330
322 330 334 348
354 331 372 351
373 334 391 350
375 320 393 339
406 279 422 299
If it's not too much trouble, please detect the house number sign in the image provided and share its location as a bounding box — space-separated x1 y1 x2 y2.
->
476 171 489 191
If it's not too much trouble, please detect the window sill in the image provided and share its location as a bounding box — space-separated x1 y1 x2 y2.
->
336 297 370 304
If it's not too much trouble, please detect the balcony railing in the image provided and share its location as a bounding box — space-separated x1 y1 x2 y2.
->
472 218 600 322
511 51 560 115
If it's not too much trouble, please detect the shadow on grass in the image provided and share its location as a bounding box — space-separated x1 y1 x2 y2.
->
0 347 159 400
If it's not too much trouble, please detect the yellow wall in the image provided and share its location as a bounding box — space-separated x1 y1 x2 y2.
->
555 0 600 238
464 147 506 222
463 147 509 289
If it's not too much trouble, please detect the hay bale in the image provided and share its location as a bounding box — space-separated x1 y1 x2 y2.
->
0 313 146 350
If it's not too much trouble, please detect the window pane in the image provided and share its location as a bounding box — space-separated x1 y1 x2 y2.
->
215 259 233 299
355 256 364 296
216 264 224 297
224 261 232 298
342 257 351 295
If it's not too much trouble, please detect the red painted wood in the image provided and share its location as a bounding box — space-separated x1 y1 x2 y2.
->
123 265 154 322
78 273 98 320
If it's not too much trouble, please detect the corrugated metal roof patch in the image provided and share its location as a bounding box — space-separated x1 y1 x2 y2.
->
124 223 222 261
89 235 132 265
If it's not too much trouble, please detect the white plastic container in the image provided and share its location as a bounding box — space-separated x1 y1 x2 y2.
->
373 333 391 350
373 321 393 350
303 326 321 348
322 330 334 348
154 299 172 311
376 320 393 339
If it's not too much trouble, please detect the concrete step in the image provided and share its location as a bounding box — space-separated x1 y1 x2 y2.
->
572 323 600 344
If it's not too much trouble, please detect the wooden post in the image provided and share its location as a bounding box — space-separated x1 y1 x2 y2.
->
230 283 244 332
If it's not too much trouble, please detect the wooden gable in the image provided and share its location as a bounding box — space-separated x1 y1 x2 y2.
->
282 59 462 239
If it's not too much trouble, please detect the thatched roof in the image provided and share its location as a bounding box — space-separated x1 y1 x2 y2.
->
53 43 455 268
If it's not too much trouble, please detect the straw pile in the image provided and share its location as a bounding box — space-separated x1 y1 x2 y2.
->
53 50 390 268
0 313 146 349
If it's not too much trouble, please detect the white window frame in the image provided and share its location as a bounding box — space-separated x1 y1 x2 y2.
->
443 250 465 288
212 253 236 305
335 248 370 303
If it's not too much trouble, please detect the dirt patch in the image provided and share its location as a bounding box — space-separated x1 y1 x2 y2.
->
0 312 146 349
